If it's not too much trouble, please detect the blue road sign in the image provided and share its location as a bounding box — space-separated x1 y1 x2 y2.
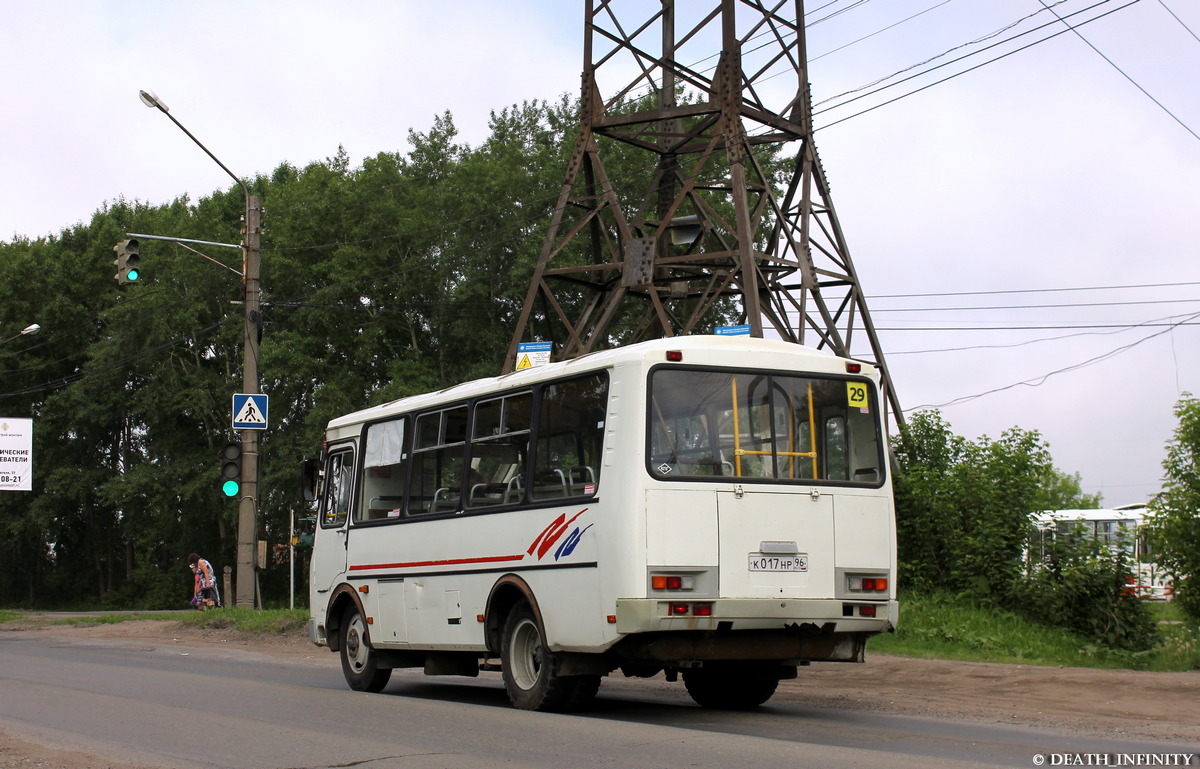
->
232 394 269 430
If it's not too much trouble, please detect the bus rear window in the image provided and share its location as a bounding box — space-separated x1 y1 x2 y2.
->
648 368 883 485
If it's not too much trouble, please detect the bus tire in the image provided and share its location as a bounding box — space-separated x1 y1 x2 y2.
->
683 667 779 709
340 606 392 693
500 601 599 712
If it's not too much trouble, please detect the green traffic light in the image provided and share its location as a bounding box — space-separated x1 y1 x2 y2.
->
127 268 140 282
222 480 240 497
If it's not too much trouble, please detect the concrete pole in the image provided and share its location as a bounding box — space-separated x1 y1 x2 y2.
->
236 195 263 608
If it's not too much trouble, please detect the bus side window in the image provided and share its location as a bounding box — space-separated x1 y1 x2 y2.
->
467 392 531 509
410 406 468 515
359 418 408 522
321 450 354 528
532 372 607 500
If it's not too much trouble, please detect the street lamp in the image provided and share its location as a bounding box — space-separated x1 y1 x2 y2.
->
1 323 41 345
141 89 262 609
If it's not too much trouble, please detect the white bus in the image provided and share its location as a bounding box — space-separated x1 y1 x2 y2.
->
305 336 898 711
1031 504 1172 600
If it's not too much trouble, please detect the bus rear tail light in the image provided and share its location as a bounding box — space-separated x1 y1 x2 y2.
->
651 574 695 591
667 602 713 616
842 603 880 618
666 350 683 362
847 576 888 592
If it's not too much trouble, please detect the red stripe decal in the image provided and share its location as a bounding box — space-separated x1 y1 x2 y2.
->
349 553 525 572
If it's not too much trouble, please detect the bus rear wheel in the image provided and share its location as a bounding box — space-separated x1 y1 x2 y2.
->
683 666 779 709
500 601 599 711
340 606 392 693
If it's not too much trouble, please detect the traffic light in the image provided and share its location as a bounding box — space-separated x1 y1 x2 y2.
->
220 441 242 499
113 239 141 284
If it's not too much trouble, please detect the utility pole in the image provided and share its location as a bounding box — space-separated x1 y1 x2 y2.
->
237 194 262 609
140 90 264 606
505 0 902 427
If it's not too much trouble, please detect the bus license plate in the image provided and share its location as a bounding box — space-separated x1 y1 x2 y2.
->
748 554 808 572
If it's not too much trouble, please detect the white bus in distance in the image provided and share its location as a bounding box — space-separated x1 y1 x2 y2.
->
305 336 898 711
1031 504 1172 600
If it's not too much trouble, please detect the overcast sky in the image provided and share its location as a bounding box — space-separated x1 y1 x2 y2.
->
2 1 1197 505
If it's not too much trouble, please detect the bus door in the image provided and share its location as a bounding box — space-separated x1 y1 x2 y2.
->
348 417 413 645
312 446 353 599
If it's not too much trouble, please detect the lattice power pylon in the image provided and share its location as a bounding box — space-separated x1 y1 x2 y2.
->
505 0 902 425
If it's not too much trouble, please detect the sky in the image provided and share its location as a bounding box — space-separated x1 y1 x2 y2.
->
2 1 1197 505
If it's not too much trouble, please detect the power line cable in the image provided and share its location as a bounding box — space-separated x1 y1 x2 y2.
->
871 297 1200 313
871 280 1200 299
1038 0 1200 141
905 310 1200 411
877 321 1200 331
810 0 958 63
814 0 1139 129
814 0 1079 107
1157 0 1200 43
888 311 1199 354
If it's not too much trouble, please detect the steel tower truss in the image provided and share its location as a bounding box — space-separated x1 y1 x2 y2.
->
506 0 901 423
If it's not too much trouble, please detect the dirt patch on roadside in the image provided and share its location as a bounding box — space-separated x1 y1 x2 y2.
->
2 617 1198 766
794 654 1199 742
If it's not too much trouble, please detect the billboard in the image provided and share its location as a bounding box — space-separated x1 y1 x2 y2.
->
0 418 33 492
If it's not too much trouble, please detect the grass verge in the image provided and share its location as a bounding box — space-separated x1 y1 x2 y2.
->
869 592 1200 671
176 607 308 635
0 607 308 636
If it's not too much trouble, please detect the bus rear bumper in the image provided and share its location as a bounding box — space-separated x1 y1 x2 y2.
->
609 598 895 664
615 596 893 636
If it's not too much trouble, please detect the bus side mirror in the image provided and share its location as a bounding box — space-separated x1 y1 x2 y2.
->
301 457 321 503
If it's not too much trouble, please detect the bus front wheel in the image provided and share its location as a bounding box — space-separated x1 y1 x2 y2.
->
500 601 599 711
683 666 779 709
340 607 392 693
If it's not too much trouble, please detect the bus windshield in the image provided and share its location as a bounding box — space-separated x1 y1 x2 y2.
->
648 367 883 484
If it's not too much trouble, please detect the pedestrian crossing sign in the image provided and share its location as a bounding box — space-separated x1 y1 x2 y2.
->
232 394 269 430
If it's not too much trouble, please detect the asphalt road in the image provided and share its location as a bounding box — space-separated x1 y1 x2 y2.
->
0 633 1191 769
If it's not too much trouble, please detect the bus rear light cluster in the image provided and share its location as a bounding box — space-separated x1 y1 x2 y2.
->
651 574 695 590
667 602 712 617
842 603 878 618
847 576 888 592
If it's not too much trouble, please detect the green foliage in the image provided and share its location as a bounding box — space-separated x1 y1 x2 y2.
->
1144 393 1200 621
176 607 307 635
1034 468 1103 512
891 410 1152 652
1010 526 1156 651
871 592 1196 671
0 100 583 608
892 410 1059 597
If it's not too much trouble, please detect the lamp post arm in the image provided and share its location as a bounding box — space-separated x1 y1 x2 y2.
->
151 104 249 200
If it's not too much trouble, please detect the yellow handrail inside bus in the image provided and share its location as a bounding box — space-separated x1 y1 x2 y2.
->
730 378 818 478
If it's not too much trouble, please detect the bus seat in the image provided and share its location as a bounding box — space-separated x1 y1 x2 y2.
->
504 474 524 504
533 468 567 498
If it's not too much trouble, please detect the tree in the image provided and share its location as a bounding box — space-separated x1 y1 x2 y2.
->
1145 394 1200 621
892 410 1056 597
0 102 591 608
893 410 1156 650
1034 468 1103 512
